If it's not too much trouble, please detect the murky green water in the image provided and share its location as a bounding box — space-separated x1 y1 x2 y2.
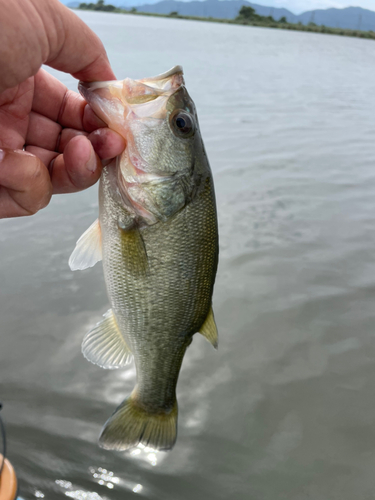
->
2 11 375 500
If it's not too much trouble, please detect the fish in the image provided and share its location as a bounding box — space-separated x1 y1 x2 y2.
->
69 66 219 451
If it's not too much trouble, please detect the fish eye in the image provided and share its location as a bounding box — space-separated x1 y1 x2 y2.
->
171 111 195 138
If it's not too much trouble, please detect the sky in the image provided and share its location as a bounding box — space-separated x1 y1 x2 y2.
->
255 0 375 14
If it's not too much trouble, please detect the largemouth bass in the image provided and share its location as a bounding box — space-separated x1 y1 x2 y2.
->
69 66 218 451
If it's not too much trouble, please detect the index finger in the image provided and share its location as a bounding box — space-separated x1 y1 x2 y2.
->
32 69 105 131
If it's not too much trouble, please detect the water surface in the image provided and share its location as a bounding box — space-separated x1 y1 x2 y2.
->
1 11 375 500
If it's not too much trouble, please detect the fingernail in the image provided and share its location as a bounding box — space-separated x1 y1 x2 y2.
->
0 149 4 162
85 145 97 173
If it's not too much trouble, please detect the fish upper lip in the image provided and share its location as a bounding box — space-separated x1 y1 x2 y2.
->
141 65 183 82
138 65 184 90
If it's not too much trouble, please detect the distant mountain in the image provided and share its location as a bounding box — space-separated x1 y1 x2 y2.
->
65 0 163 6
64 0 375 32
297 7 375 31
133 1 375 29
64 0 295 19
133 0 297 21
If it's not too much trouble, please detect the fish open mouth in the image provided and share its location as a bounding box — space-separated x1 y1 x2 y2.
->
79 65 185 124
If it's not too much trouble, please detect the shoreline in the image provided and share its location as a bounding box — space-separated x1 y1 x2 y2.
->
76 6 375 41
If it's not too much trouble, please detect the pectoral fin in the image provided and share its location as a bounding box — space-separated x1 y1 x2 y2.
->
199 306 218 349
82 309 133 369
119 225 149 277
69 219 102 271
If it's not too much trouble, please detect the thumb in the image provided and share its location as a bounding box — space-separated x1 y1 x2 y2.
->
0 148 53 218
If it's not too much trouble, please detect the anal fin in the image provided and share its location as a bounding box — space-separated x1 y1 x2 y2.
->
199 306 218 349
69 218 102 271
82 309 133 369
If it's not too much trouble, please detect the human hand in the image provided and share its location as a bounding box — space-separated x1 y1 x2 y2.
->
0 0 125 218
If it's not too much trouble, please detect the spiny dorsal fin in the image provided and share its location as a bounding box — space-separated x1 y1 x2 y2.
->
69 218 102 271
82 309 133 369
199 306 218 349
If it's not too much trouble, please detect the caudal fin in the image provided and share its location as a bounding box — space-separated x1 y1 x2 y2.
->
99 396 178 451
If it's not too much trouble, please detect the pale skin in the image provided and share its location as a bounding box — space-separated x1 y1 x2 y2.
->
0 0 126 218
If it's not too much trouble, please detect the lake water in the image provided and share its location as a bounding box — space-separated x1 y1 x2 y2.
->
1 11 375 500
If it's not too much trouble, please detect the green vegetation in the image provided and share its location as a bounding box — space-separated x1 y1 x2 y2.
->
235 7 287 26
233 5 375 38
77 1 375 41
79 0 117 11
236 6 263 22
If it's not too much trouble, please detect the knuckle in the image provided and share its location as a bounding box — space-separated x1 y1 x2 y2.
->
26 157 52 211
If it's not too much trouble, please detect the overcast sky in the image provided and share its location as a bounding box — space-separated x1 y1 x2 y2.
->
256 0 375 14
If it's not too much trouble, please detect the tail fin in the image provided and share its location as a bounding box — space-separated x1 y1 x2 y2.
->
99 395 178 451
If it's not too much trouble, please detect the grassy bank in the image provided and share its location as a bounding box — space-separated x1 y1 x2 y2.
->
77 2 375 40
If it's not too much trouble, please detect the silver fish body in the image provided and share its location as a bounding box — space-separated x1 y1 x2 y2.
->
69 67 218 451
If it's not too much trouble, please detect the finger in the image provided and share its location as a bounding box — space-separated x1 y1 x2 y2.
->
33 70 109 133
26 130 88 164
32 69 70 122
26 127 125 166
50 135 101 194
0 79 33 149
83 104 107 133
26 111 61 150
0 148 52 218
32 69 86 129
58 129 88 153
43 0 116 82
55 127 124 160
0 1 115 93
0 3 46 92
88 128 126 161
25 145 58 167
